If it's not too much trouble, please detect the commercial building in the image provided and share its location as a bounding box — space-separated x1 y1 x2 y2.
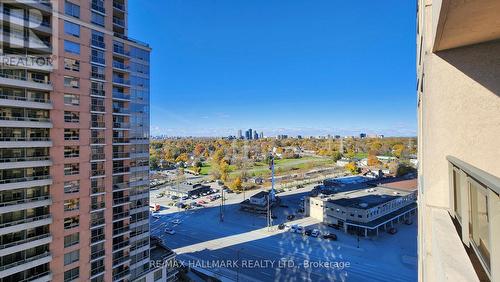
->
163 183 212 198
306 185 417 237
417 1 500 281
0 1 157 281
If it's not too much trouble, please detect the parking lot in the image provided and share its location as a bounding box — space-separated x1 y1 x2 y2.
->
150 184 418 282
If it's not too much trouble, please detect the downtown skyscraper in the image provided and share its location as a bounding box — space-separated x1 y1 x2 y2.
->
0 0 155 281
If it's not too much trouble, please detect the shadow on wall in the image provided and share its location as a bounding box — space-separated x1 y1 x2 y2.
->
436 40 500 97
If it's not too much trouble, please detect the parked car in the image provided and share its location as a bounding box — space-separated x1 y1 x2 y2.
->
322 233 338 240
287 214 295 220
197 200 206 205
164 228 175 235
304 229 312 236
388 227 398 234
289 224 298 233
171 219 181 225
181 196 189 201
296 226 305 234
310 229 320 237
278 223 285 230
170 195 179 200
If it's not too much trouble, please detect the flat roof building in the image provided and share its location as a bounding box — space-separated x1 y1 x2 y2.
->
306 186 417 237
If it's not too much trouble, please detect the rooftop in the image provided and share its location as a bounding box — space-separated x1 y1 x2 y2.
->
251 191 269 199
320 186 414 210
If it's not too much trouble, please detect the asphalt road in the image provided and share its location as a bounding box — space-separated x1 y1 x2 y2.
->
150 184 417 282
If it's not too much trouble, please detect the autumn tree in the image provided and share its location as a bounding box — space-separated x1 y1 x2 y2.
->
392 144 405 158
367 154 380 166
345 162 359 174
229 177 242 191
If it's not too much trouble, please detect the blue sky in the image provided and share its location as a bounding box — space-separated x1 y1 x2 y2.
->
128 0 417 137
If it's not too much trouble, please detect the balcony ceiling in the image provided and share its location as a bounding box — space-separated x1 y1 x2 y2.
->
434 0 500 51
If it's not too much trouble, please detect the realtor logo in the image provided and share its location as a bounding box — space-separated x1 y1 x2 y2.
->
0 0 57 69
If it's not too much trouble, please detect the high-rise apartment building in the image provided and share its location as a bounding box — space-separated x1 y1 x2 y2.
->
0 1 155 281
417 1 500 281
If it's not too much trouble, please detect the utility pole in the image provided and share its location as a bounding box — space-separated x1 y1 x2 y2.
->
219 186 225 222
267 153 275 231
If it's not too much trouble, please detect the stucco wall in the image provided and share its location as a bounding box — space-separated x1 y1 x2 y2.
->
421 40 500 209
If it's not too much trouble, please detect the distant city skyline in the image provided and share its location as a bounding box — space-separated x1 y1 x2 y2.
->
128 1 416 138
150 126 413 138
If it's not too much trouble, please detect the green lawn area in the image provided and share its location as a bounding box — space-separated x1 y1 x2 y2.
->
199 156 334 178
199 163 211 175
354 152 368 159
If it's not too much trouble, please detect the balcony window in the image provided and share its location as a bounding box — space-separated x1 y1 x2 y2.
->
64 129 79 141
468 178 491 271
64 249 79 265
64 58 80 72
91 30 105 49
64 180 80 194
64 233 79 248
64 163 79 175
91 226 105 243
91 11 105 27
64 215 79 229
64 40 80 55
64 21 80 37
91 65 106 80
64 1 80 19
91 49 106 65
64 76 80 89
63 93 79 106
64 111 80 123
91 0 105 13
91 259 105 276
64 267 79 282
91 81 105 97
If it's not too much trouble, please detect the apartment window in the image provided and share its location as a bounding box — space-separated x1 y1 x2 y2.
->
64 215 80 229
64 180 80 194
64 1 80 18
64 146 80 158
64 40 80 54
64 129 79 141
64 267 79 282
468 178 490 271
91 0 105 13
64 76 80 88
64 249 80 265
91 81 106 97
91 11 105 27
64 198 80 212
91 30 105 49
91 65 106 80
91 49 106 65
64 21 80 37
64 233 79 248
64 163 79 175
64 93 80 106
64 58 80 72
64 111 80 123
154 270 162 281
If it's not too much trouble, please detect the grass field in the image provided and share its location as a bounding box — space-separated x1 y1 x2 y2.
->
198 156 335 178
